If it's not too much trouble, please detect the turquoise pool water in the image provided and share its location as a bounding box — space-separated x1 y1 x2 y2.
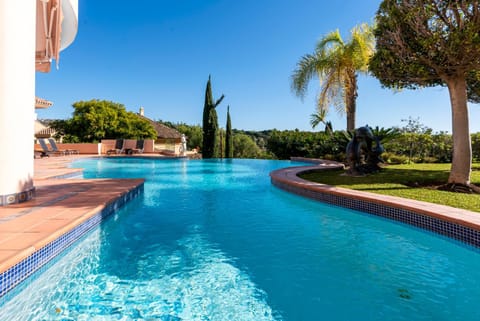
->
1 158 480 320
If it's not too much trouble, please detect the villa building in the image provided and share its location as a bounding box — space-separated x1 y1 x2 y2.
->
136 107 184 155
35 97 55 141
34 120 56 141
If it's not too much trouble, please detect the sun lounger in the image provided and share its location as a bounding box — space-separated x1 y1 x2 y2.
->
34 149 49 158
132 139 144 154
38 138 65 156
106 139 125 155
48 138 79 155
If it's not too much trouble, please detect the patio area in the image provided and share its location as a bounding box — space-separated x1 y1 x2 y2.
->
0 155 144 275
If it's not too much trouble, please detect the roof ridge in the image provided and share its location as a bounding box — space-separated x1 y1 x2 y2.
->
136 113 182 139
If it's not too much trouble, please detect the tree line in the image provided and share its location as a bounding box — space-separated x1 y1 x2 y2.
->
165 118 480 163
46 98 480 162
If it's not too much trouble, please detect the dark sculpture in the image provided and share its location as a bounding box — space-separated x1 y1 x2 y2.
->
346 125 384 176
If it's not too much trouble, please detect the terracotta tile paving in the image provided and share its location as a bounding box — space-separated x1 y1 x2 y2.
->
0 155 144 273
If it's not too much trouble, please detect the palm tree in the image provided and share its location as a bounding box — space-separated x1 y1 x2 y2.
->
291 23 374 132
309 109 333 134
309 109 326 129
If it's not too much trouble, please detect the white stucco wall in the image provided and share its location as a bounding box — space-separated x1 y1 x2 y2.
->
0 0 36 199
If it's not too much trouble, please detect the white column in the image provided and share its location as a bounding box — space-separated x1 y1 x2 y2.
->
0 0 36 205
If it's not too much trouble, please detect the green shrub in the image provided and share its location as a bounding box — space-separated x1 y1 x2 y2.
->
472 133 480 161
421 156 439 163
383 152 409 164
323 154 337 161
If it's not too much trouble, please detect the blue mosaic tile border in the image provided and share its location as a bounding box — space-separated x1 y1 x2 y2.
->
0 183 143 299
103 156 188 160
272 180 480 249
0 187 35 207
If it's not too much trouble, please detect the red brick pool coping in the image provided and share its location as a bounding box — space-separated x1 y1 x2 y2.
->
270 164 480 232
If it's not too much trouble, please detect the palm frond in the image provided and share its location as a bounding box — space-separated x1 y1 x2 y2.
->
371 126 401 142
310 109 328 129
291 54 320 98
349 23 375 72
315 29 344 54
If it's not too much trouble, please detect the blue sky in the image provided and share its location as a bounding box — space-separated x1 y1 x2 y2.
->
36 0 480 133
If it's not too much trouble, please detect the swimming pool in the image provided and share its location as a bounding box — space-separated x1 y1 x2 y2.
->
1 158 480 320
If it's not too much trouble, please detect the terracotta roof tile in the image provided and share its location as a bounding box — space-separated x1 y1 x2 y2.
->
137 114 182 139
35 96 53 109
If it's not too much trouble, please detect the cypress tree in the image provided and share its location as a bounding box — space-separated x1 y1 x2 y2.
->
225 106 233 158
202 75 224 158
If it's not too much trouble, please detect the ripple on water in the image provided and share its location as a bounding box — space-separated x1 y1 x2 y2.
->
0 228 279 321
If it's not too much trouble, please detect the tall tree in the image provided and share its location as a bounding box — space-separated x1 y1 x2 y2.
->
59 99 156 142
291 23 374 131
202 75 225 158
370 0 480 191
225 106 233 158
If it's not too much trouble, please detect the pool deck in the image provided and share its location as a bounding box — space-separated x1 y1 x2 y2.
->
0 155 144 274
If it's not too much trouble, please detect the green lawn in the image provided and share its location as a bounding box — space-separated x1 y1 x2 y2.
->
299 163 480 212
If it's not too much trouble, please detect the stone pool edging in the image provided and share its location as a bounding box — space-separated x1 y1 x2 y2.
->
270 165 480 248
0 179 145 300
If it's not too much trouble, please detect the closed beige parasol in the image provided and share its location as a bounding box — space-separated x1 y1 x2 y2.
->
35 0 78 72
